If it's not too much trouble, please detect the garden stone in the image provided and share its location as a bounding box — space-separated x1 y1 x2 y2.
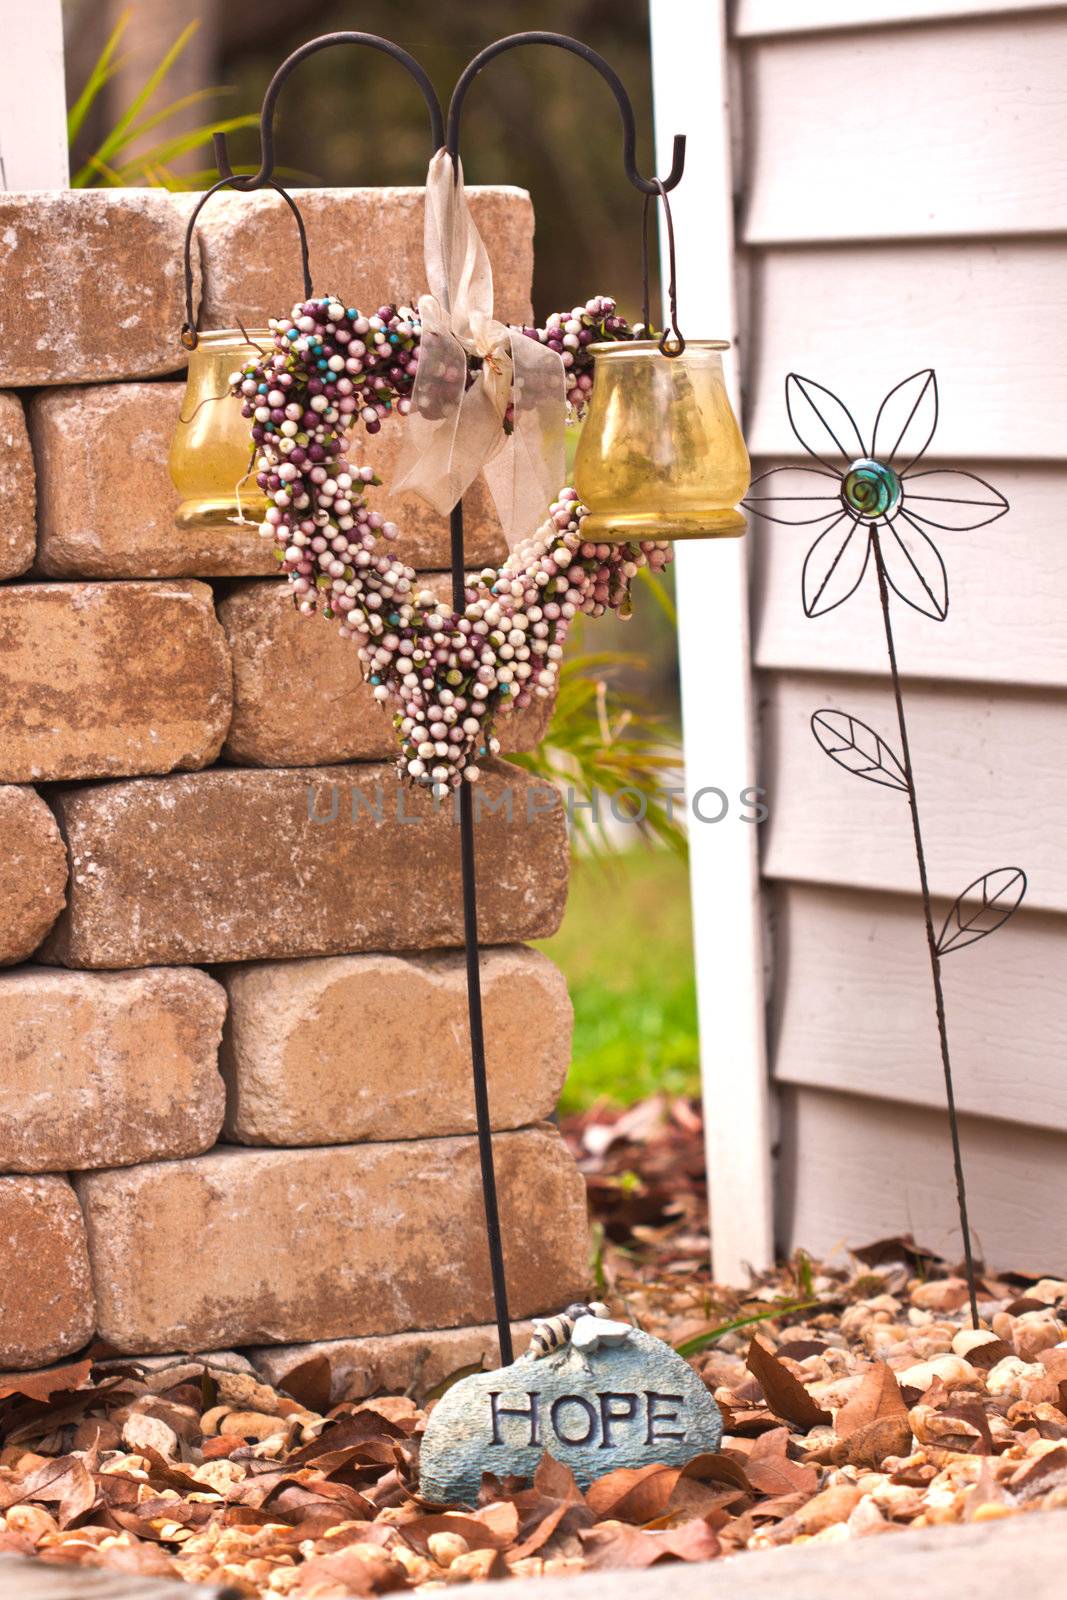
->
419 1325 722 1504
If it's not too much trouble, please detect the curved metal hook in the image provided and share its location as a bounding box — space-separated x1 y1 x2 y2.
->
446 32 685 195
641 180 685 356
213 31 445 191
181 176 313 347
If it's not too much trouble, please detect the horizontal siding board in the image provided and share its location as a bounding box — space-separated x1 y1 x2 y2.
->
742 17 1067 243
760 670 1067 911
772 883 1067 1128
779 1084 1067 1271
745 243 1067 463
736 0 1067 37
750 463 1067 689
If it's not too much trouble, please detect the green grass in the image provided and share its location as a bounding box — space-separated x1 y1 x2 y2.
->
535 848 700 1113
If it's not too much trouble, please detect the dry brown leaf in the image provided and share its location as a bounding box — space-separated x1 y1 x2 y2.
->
279 1354 332 1414
680 1452 751 1493
1010 1444 1067 1501
16 1453 97 1527
499 1454 590 1563
585 1463 683 1522
579 1516 721 1568
401 1508 518 1553
736 1427 819 1497
966 1338 1013 1371
291 1542 406 1595
829 1361 912 1467
938 1402 995 1455
0 1359 92 1404
87 1540 181 1578
853 1235 944 1273
746 1338 832 1431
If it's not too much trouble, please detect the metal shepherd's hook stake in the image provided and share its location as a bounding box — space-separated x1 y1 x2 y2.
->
443 34 687 1365
214 30 687 1371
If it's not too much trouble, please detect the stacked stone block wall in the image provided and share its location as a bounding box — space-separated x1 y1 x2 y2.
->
0 187 588 1380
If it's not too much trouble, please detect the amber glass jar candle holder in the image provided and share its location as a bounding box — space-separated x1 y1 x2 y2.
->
573 340 750 542
169 330 273 533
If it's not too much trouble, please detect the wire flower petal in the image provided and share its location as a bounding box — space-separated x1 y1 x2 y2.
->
901 468 1009 531
876 512 949 620
802 513 871 617
871 369 938 474
785 373 867 474
744 464 843 526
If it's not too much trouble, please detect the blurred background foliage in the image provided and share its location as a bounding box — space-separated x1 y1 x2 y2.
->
64 0 664 319
62 0 698 1109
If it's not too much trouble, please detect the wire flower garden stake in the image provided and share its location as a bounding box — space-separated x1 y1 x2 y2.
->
747 370 1027 1328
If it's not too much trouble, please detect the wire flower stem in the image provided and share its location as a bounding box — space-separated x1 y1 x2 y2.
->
871 529 980 1330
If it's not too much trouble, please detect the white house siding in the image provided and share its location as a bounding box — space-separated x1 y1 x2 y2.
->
736 3 1067 1269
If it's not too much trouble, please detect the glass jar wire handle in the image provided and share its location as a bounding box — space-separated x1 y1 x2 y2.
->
180 176 313 350
641 179 685 358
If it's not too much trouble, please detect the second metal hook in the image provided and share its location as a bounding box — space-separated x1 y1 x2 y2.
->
445 32 685 197
642 181 686 357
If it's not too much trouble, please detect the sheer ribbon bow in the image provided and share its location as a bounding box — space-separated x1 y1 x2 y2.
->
394 151 565 548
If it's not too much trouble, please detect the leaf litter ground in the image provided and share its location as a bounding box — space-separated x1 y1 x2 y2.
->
2 1096 1066 1595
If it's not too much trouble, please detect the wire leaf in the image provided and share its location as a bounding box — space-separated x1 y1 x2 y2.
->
936 867 1027 955
810 709 908 792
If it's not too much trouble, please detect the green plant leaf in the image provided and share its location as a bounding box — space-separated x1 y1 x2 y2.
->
107 115 259 181
107 85 225 148
89 20 201 168
69 17 254 193
511 650 686 862
66 10 129 145
636 566 678 627
674 1300 817 1359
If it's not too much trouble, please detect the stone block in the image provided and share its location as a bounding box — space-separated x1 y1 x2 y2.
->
0 393 35 578
0 581 231 782
193 187 532 331
218 577 552 767
220 946 570 1146
30 383 275 581
75 1126 589 1352
30 382 506 580
41 760 568 969
0 1175 94 1369
0 191 193 385
0 968 226 1174
249 1320 537 1407
0 785 67 965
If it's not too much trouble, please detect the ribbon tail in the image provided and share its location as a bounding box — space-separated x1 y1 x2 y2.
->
394 305 511 516
392 299 468 514
422 149 495 332
483 330 567 549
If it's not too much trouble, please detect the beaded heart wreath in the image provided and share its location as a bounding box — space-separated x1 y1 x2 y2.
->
229 294 673 792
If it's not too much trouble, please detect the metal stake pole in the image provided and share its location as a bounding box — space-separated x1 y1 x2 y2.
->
451 501 514 1366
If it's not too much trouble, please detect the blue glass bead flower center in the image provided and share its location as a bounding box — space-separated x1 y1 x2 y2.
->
842 458 902 521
